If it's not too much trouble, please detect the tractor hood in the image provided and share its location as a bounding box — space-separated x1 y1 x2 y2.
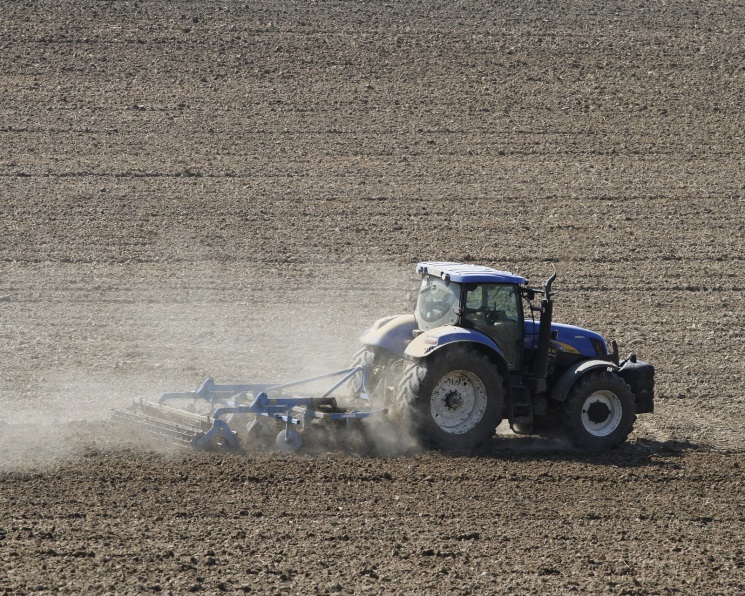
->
524 320 609 359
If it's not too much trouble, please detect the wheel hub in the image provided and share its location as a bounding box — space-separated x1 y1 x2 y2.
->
444 390 463 410
586 401 611 424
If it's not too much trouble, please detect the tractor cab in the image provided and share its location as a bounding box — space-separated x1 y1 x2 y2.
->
413 262 526 370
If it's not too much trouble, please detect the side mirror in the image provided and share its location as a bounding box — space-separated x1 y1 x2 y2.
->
525 289 535 301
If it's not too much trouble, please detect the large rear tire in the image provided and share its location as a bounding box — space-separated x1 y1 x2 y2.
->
395 346 503 451
348 346 377 394
348 346 404 406
560 370 636 450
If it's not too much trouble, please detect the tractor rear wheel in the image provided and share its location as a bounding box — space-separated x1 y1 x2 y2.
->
560 370 636 450
395 346 503 451
348 346 404 405
346 346 388 401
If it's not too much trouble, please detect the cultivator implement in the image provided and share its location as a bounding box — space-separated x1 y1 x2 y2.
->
112 366 385 452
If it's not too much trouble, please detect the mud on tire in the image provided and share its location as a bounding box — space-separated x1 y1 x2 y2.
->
394 346 503 451
560 370 637 450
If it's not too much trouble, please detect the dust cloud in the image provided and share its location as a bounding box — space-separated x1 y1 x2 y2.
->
0 262 423 469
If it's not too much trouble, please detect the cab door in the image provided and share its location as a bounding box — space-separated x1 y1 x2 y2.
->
462 283 524 370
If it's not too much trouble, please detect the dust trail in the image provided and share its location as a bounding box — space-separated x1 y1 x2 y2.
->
0 373 182 472
0 261 419 468
0 259 591 468
360 413 424 458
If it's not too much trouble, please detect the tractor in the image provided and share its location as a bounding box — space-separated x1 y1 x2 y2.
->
354 261 654 451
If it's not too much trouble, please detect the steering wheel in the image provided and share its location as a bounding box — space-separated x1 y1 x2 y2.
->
486 309 507 325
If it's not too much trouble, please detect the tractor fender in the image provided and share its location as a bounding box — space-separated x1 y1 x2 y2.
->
404 325 508 363
359 314 417 358
549 359 620 403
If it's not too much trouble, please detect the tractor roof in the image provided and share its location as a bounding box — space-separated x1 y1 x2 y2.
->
416 261 526 285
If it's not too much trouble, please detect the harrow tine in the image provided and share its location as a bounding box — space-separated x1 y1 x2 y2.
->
110 408 202 448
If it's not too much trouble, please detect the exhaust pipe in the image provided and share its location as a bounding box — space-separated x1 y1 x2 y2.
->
531 273 556 395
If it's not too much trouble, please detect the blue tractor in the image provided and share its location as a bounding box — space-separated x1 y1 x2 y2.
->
356 261 655 451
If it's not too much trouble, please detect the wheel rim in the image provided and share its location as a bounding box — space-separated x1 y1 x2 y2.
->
581 390 623 437
430 370 488 434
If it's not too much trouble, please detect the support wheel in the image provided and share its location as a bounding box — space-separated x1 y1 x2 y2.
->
560 370 636 450
395 346 503 451
275 428 303 452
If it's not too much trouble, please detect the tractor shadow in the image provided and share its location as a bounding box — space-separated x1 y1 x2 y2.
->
471 431 700 468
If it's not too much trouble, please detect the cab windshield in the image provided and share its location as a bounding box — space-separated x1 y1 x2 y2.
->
415 275 461 330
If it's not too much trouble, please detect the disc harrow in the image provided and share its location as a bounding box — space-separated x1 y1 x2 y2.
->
112 366 385 452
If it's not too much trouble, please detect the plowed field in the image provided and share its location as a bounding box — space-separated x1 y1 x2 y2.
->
2 1 744 593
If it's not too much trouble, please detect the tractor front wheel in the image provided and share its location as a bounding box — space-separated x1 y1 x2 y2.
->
560 370 636 450
395 346 503 451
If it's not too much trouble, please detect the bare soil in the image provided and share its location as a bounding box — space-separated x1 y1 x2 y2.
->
1 1 744 593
